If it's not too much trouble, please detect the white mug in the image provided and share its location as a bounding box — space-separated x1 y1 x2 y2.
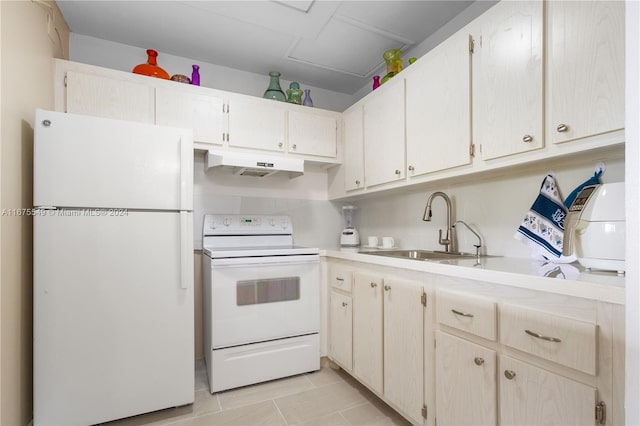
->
368 236 379 247
382 237 395 248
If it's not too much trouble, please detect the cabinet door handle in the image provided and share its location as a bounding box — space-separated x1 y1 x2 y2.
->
342 302 348 307
525 329 562 343
556 123 569 133
408 165 414 172
522 134 533 143
474 357 484 366
335 277 344 282
395 169 401 176
370 282 377 288
384 285 391 291
292 144 297 150
278 142 283 148
504 370 516 380
451 309 474 318
355 180 361 185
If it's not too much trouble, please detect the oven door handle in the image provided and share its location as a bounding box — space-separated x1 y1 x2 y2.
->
210 255 319 267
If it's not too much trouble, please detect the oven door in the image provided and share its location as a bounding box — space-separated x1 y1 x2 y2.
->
209 254 319 348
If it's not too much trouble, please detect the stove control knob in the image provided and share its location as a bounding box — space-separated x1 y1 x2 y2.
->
281 220 288 229
223 218 231 227
270 218 276 226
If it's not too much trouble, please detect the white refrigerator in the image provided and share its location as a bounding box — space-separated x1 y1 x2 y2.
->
33 109 194 425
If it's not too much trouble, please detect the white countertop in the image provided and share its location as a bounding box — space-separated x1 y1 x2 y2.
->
321 248 625 305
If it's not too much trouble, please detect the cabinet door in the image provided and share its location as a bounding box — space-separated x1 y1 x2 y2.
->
363 81 405 187
155 87 225 145
406 31 471 177
329 291 353 371
352 273 383 394
500 356 597 426
343 106 364 191
66 71 155 124
383 279 424 424
435 332 497 426
288 111 337 158
474 1 543 160
227 97 286 152
548 1 625 144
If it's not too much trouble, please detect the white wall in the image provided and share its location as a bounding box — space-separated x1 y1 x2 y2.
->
70 33 354 112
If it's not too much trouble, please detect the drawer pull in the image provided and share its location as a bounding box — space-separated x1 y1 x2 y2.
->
504 370 516 380
557 123 569 133
335 277 344 282
342 302 348 307
525 329 562 343
370 282 377 288
384 285 391 291
474 357 484 366
451 309 474 318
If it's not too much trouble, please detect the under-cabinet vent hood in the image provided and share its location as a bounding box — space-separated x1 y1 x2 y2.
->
205 150 304 178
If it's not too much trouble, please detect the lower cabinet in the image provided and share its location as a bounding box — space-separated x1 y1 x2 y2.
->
329 291 352 371
435 331 497 426
499 356 597 426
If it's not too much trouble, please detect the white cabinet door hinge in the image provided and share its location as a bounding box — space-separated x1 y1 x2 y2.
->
595 401 606 426
64 74 67 87
469 35 475 54
470 143 475 157
422 405 428 419
421 292 427 307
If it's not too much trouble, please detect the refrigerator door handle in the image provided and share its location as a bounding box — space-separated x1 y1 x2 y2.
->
179 135 193 210
180 211 193 290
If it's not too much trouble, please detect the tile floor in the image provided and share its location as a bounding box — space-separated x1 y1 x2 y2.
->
104 359 412 426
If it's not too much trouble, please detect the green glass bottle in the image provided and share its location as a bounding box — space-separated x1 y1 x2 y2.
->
286 82 303 105
263 72 286 102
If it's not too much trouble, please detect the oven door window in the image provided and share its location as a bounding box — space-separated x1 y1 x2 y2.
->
236 277 300 306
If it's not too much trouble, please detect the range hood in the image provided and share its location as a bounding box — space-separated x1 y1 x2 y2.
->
205 149 304 178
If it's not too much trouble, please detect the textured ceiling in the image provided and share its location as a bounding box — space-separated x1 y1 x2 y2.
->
56 0 474 94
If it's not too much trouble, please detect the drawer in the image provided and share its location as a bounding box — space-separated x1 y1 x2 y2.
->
499 304 597 375
436 290 497 341
330 265 353 292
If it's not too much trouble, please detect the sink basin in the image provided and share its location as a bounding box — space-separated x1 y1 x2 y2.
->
361 249 486 261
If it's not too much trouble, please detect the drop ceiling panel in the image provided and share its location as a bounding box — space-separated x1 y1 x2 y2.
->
289 18 408 77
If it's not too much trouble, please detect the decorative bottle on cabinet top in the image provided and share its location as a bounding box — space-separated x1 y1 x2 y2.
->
302 89 313 107
263 72 286 102
287 82 303 105
132 49 170 80
191 65 200 86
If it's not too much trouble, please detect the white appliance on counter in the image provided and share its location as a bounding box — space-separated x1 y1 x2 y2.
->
565 182 626 274
33 109 194 425
202 214 320 393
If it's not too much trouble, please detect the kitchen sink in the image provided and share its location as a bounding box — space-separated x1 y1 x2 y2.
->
361 249 490 261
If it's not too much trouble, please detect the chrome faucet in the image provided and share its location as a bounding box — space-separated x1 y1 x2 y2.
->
422 191 455 252
453 220 482 262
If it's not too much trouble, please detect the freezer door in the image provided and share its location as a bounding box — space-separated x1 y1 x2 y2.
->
33 211 194 426
34 109 193 211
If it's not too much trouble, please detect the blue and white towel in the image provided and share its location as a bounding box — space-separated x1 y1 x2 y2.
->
514 174 576 263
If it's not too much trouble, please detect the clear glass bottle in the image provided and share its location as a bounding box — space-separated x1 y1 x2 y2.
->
132 49 170 80
263 72 286 102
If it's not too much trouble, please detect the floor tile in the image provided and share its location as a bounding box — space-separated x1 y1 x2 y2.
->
274 381 368 425
171 400 287 426
305 366 343 388
218 374 315 411
340 401 412 426
297 411 350 426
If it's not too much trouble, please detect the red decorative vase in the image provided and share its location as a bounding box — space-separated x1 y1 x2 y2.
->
132 49 170 80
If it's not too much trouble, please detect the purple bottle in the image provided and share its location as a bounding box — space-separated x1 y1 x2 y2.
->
372 75 381 90
302 89 313 107
191 65 200 86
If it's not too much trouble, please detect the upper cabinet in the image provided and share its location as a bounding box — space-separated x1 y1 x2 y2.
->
405 30 472 177
226 95 287 153
342 105 365 191
155 87 225 145
363 80 406 187
65 70 155 124
288 110 338 158
474 0 544 160
547 1 625 144
55 60 340 163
